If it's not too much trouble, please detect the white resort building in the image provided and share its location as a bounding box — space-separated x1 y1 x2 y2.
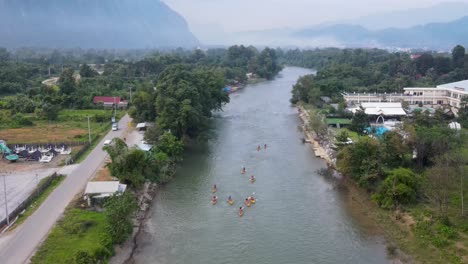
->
343 80 468 113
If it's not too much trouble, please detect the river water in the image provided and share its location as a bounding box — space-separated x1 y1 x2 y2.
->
133 67 389 264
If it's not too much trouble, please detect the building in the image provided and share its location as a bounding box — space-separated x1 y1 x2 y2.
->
343 80 468 113
404 80 468 108
93 96 128 108
349 102 407 120
83 181 127 206
136 122 154 131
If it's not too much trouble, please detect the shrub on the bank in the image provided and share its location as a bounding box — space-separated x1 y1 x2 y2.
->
373 168 419 209
104 192 137 244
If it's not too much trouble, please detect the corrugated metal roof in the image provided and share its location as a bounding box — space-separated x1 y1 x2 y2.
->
84 181 126 195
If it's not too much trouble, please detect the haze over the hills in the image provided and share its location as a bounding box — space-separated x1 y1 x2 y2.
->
0 0 198 49
164 0 468 48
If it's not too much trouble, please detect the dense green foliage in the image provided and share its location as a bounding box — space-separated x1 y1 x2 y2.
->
288 46 468 105
0 46 281 128
373 168 420 209
104 192 137 244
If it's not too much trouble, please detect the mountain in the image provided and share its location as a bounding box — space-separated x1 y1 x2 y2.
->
294 16 468 49
0 0 199 49
343 2 468 30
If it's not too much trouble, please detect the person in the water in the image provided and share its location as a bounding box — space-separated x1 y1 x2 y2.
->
264 144 267 149
257 145 261 151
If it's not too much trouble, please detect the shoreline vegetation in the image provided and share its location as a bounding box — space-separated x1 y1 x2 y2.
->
289 46 468 264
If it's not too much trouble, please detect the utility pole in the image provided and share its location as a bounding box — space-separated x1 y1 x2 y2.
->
2 173 9 226
87 116 91 144
129 87 132 104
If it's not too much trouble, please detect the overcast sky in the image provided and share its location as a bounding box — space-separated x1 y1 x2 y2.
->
162 0 468 44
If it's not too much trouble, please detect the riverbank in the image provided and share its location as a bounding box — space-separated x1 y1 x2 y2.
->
296 104 467 264
296 104 413 262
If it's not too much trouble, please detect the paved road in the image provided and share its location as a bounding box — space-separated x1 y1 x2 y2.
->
0 114 131 264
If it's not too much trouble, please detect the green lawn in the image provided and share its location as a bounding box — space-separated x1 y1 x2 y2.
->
325 118 352 125
31 209 113 264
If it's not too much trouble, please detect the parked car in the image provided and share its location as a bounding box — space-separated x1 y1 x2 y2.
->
103 139 112 146
112 122 118 131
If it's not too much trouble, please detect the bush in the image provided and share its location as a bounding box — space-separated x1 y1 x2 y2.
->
104 192 137 244
11 113 34 127
373 168 419 209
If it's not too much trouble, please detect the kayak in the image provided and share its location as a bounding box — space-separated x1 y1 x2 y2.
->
212 199 217 205
212 188 217 193
239 210 244 217
228 200 234 205
250 199 256 204
244 201 251 207
250 178 255 183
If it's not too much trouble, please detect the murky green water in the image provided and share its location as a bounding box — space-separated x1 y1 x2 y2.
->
133 67 389 264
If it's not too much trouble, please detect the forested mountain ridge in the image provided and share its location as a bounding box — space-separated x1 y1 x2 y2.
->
0 0 199 49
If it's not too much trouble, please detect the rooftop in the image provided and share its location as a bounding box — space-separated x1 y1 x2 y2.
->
84 181 126 195
437 80 468 93
93 96 127 104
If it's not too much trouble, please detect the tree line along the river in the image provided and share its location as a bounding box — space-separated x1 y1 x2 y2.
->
289 45 468 262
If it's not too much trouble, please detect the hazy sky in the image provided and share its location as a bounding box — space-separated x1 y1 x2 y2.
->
163 0 468 36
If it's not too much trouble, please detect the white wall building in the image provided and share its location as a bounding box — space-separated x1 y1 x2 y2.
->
343 80 468 113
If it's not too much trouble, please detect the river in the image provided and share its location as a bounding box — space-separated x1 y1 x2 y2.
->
132 67 390 264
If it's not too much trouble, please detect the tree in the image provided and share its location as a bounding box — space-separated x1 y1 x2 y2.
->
156 132 184 159
350 108 369 135
35 103 60 121
155 64 229 138
415 53 434 75
0 47 9 62
337 138 383 189
452 45 465 69
79 64 98 78
291 74 314 104
373 168 419 209
426 154 458 217
308 111 327 139
103 139 149 187
104 192 137 244
58 68 76 95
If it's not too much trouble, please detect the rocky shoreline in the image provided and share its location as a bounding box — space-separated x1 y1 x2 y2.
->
110 182 157 264
296 104 411 263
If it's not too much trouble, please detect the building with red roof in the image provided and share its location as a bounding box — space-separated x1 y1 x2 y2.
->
93 96 128 108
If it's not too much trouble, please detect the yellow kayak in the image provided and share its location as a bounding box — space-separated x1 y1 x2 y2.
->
239 210 244 217
228 200 234 205
250 199 256 204
212 199 217 205
245 201 251 207
250 178 255 183
212 188 217 193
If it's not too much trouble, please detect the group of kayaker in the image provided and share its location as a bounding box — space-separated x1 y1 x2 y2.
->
211 143 267 217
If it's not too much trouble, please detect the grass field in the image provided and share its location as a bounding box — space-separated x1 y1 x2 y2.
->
31 209 113 264
0 109 123 144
